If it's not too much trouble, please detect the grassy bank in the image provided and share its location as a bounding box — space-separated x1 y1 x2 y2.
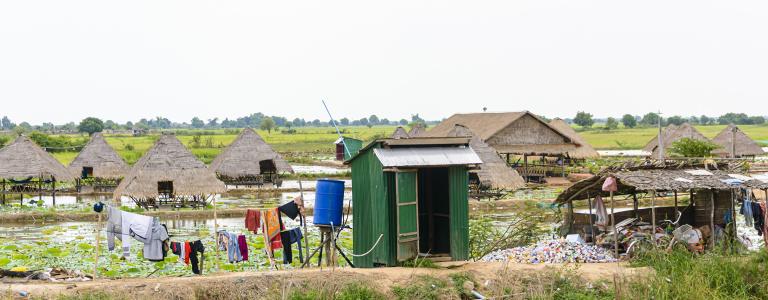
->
578 124 768 150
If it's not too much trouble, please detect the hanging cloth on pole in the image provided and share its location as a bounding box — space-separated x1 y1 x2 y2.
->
593 195 609 231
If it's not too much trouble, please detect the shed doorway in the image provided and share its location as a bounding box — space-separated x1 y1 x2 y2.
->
417 168 451 256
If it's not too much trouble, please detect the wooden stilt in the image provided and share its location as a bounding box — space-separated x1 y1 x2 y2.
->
1 179 5 205
523 154 529 183
567 199 575 234
212 194 219 271
730 189 736 253
587 192 594 243
298 179 310 265
632 193 638 218
651 191 656 235
94 212 101 279
710 190 715 249
673 191 678 221
52 180 56 206
610 191 617 258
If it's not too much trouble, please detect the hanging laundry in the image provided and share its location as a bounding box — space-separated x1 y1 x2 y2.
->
105 206 158 259
592 195 608 231
264 208 282 240
237 235 249 261
753 202 764 236
601 177 618 192
279 199 301 220
144 220 170 261
245 209 261 234
218 231 243 263
741 198 754 227
281 228 304 264
185 241 192 265
190 240 205 275
761 202 768 246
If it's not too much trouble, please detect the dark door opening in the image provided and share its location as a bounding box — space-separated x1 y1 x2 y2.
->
259 160 277 182
417 167 451 256
81 167 94 179
158 181 174 196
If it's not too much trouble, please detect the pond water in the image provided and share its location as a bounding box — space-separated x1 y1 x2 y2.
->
227 179 352 190
290 165 349 174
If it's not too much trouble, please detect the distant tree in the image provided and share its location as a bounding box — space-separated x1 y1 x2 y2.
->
339 118 349 126
669 138 720 157
77 117 104 135
399 119 408 125
311 119 321 126
125 121 134 128
359 118 369 126
39 122 55 132
605 117 619 130
207 118 219 128
640 112 662 127
1 116 15 130
380 118 390 125
411 114 425 124
621 114 637 128
699 115 711 125
260 117 276 134
666 115 687 126
573 111 594 128
718 113 750 125
749 116 765 125
688 116 700 125
104 120 119 130
191 117 205 128
368 115 380 125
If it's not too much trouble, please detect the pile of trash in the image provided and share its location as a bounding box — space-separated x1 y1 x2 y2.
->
481 239 617 264
0 267 92 282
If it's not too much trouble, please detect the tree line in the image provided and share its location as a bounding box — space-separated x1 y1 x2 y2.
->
0 113 430 135
570 112 766 130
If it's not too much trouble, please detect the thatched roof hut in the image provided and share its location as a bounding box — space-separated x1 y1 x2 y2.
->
424 111 583 157
447 124 525 190
390 126 410 139
210 128 293 178
711 124 765 158
114 134 225 199
0 135 75 181
408 124 426 137
643 123 710 157
547 119 600 158
68 132 129 179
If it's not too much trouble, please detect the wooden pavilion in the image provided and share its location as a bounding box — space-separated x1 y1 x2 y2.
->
711 124 765 158
643 123 711 158
210 128 293 187
0 136 75 206
68 132 129 192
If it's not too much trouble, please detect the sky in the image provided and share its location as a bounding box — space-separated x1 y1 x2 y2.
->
1 0 767 124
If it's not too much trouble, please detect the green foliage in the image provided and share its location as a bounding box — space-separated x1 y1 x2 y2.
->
667 115 687 125
392 276 455 300
468 201 548 260
401 258 438 268
77 117 105 135
0 135 9 147
28 132 88 152
573 111 594 128
604 117 618 130
260 117 276 134
621 114 637 128
669 138 720 157
449 272 476 295
641 112 662 126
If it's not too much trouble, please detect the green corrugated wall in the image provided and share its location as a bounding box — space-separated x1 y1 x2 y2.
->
449 165 470 261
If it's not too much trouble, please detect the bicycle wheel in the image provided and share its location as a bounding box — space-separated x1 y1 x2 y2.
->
627 238 654 259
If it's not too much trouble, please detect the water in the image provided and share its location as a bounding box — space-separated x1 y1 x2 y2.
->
290 165 349 174
597 149 652 157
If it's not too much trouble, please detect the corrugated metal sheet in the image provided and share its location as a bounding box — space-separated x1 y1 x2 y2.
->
374 147 481 167
449 166 470 261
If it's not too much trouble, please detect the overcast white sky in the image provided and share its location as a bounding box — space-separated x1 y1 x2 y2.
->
1 0 767 124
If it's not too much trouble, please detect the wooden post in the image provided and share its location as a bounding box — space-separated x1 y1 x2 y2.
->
710 190 715 249
94 212 101 279
587 192 594 243
632 193 639 218
674 191 678 224
52 180 56 206
567 199 575 234
610 191 618 258
213 194 219 270
651 191 656 234
1 179 5 205
523 154 529 183
298 179 310 265
730 189 736 253
38 175 42 203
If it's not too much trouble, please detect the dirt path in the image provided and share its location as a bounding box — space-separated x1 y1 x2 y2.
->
1 261 644 299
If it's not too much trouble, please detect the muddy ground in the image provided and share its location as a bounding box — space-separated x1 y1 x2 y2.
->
0 261 645 299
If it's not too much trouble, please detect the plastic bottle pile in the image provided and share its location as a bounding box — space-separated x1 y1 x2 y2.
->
480 240 617 264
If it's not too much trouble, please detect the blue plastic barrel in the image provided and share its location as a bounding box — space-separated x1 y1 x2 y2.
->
314 179 345 226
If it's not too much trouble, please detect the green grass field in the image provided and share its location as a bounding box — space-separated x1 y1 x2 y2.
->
7 123 767 166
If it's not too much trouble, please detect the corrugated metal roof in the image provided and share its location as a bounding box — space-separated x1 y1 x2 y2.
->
373 147 481 167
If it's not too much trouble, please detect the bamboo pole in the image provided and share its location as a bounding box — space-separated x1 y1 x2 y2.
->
651 191 656 234
93 212 100 279
298 179 310 265
567 199 575 234
213 194 219 271
261 214 276 270
710 190 715 249
673 191 678 222
611 191 617 258
587 192 594 243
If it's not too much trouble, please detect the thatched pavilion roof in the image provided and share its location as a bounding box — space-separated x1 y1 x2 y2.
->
210 128 293 177
0 136 75 181
408 124 426 137
390 127 410 139
555 159 767 204
447 125 525 190
711 124 765 157
68 133 129 178
643 123 711 157
547 119 600 158
114 134 225 199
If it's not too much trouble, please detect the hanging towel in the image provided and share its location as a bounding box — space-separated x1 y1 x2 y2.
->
245 209 261 234
593 195 609 230
264 208 282 240
237 235 249 261
105 206 153 258
144 219 169 261
279 201 300 220
742 199 754 227
185 242 192 265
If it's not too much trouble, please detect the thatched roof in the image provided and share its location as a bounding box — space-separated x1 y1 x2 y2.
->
711 124 765 157
547 119 600 158
114 134 225 199
643 123 711 157
210 128 293 177
68 133 129 178
424 111 580 156
408 125 426 137
0 136 75 181
555 159 767 204
447 125 525 190
390 127 410 139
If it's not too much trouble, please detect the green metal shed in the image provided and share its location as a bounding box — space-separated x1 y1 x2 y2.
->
335 137 363 161
345 137 481 267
